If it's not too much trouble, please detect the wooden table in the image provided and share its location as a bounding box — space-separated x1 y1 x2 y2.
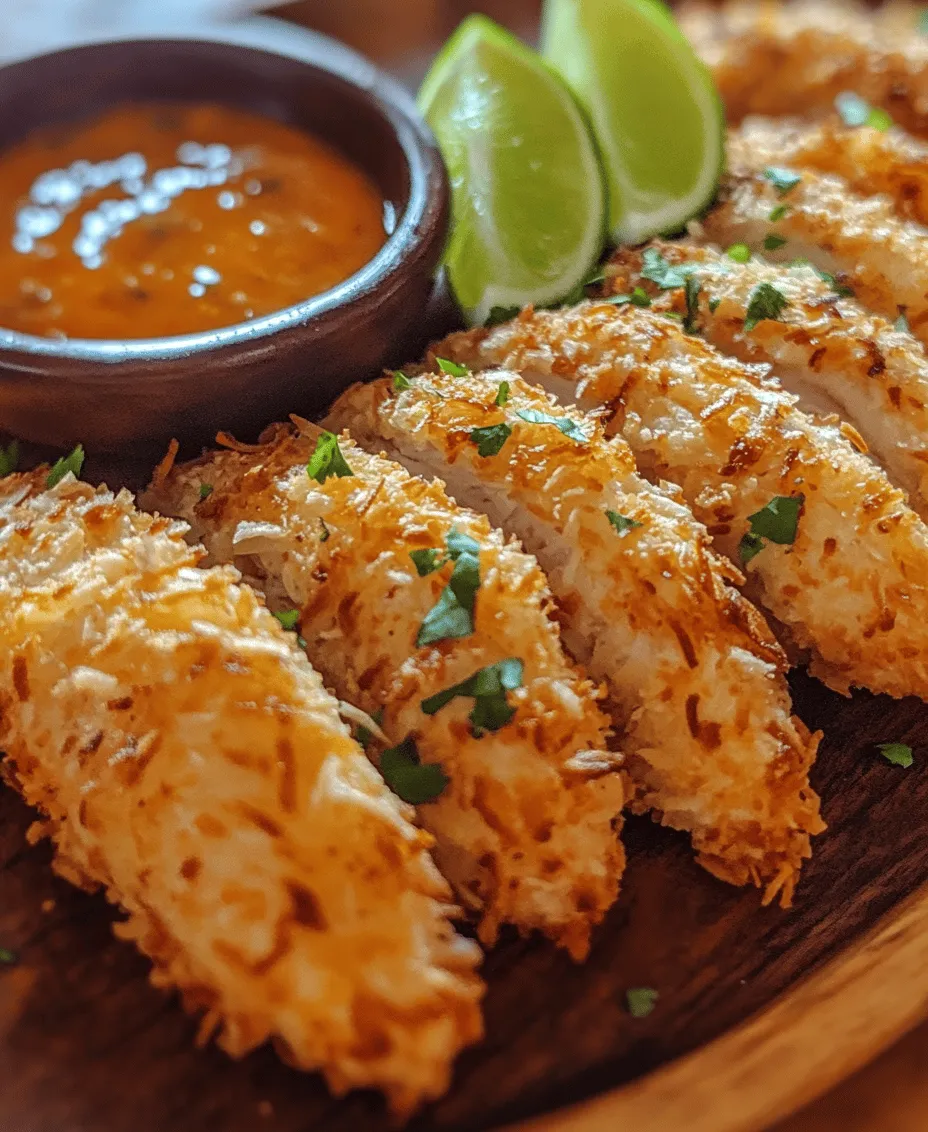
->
278 3 928 1130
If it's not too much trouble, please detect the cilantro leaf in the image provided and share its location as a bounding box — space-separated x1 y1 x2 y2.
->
606 509 642 536
495 380 510 407
817 270 855 298
641 247 696 290
0 439 19 478
435 357 468 376
739 495 804 565
763 233 788 251
307 432 353 483
445 528 480 559
391 370 412 391
768 204 789 222
683 275 701 334
606 287 651 308
835 91 893 131
726 243 751 264
470 422 512 458
319 518 330 542
415 528 481 647
763 166 802 196
515 408 588 443
274 609 301 631
485 305 520 327
46 444 84 489
744 283 790 331
199 482 213 501
708 298 721 314
738 531 765 565
421 658 523 738
355 707 383 749
878 742 914 768
0 947 17 966
410 548 445 576
626 987 659 1019
380 736 449 804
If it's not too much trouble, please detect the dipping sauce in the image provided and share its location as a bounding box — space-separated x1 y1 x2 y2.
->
0 103 388 339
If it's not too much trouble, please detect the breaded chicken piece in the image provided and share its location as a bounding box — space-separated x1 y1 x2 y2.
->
701 161 928 348
605 240 928 522
327 372 823 906
731 117 928 227
679 0 928 133
143 426 626 961
0 471 484 1117
433 305 928 701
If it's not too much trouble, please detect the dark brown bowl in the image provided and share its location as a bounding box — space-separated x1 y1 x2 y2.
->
0 19 449 452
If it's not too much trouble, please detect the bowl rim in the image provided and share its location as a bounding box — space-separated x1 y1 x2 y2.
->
0 16 444 367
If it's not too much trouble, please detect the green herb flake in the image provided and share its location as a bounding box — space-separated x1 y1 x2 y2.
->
641 247 697 290
626 987 659 1019
198 483 213 501
435 357 468 377
46 444 85 489
495 380 510 407
319 518 330 543
739 494 804 565
895 312 911 333
0 947 17 966
835 91 893 131
470 422 512 458
356 707 384 749
920 8 928 34
606 509 643 536
605 286 654 308
515 408 588 444
763 233 788 252
817 270 855 298
0 439 19 478
410 548 445 576
274 609 301 631
708 298 721 314
768 204 789 222
683 274 701 334
762 166 802 196
306 431 353 483
391 370 412 391
744 282 790 331
878 742 914 768
380 736 449 804
415 528 481 647
485 305 521 327
421 658 524 738
726 243 751 264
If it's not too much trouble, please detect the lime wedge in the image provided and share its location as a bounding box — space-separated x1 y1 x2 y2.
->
542 0 724 245
419 15 606 325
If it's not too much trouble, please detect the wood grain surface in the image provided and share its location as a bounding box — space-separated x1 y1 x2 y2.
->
4 5 928 1132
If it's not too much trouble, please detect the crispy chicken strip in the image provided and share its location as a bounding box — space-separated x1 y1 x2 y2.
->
700 161 928 348
605 240 928 522
730 117 928 227
433 304 928 701
0 471 483 1117
326 372 823 905
143 426 626 961
678 0 928 133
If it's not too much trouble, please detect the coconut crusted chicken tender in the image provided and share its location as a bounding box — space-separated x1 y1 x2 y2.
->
606 240 928 522
0 471 484 1116
433 304 928 701
678 0 928 132
327 372 823 906
143 426 626 961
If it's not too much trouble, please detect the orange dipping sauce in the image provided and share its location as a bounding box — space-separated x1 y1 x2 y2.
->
0 103 387 339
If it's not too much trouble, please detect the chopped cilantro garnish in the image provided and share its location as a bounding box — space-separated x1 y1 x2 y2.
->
274 609 301 631
768 204 789 222
421 658 523 738
762 166 802 196
878 742 914 768
435 357 468 376
708 298 721 314
744 283 790 331
485 305 520 327
415 528 481 647
683 275 701 334
726 243 751 264
0 947 17 966
604 286 651 308
606 509 642 536
626 987 659 1018
739 494 804 565
307 431 353 483
495 380 510 407
817 270 855 298
789 257 810 268
199 483 213 501
763 233 787 252
835 91 892 131
391 370 412 391
0 439 19 478
515 408 587 443
380 736 449 803
470 422 512 458
356 707 383 749
46 444 84 489
319 518 330 542
410 548 445 576
895 312 910 333
641 247 696 290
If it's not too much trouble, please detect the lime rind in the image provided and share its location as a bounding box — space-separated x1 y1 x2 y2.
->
419 15 606 325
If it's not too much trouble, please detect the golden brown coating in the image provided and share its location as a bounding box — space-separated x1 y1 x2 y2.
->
327 370 823 906
679 0 928 133
434 304 928 701
605 240 928 523
0 471 484 1116
144 426 626 961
